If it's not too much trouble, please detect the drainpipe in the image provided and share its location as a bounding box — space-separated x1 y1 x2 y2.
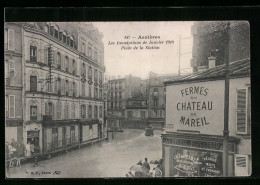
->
223 22 231 177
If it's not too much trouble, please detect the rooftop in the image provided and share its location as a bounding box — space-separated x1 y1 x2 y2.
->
164 58 250 85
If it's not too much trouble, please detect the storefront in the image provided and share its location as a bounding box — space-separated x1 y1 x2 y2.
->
162 59 251 177
80 119 101 143
42 120 80 154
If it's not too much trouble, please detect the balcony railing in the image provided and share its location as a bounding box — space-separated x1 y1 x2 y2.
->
30 56 37 62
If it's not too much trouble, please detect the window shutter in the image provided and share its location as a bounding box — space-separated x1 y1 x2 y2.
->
61 55 64 70
9 61 16 77
61 79 65 95
8 29 15 51
235 154 249 176
236 89 247 134
69 81 72 96
53 50 57 68
9 95 15 118
54 78 57 93
69 58 72 73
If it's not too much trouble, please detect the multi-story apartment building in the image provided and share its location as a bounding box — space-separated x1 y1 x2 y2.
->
107 75 142 130
190 21 249 72
5 22 105 156
5 23 24 144
147 72 175 129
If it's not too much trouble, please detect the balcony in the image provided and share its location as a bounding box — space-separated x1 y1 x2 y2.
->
30 56 37 63
43 115 53 122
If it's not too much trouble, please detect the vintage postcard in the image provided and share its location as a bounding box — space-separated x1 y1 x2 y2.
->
5 21 251 178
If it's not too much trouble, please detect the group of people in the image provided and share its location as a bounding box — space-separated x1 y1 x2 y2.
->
5 139 37 168
134 158 163 177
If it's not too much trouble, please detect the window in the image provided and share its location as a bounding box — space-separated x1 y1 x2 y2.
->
94 69 98 81
94 106 98 118
57 102 62 119
89 85 92 97
94 51 97 62
54 27 59 39
99 89 102 99
65 56 69 72
82 83 85 97
72 60 76 75
119 101 122 108
127 111 132 118
99 106 102 117
64 104 70 119
88 66 92 79
88 105 92 118
30 106 37 121
72 82 76 97
67 36 70 45
94 87 98 98
70 126 75 144
61 79 65 95
70 37 74 48
57 52 61 69
44 25 49 33
115 92 118 99
154 98 158 107
8 29 15 51
88 47 92 58
82 42 85 54
154 110 158 118
59 32 63 41
50 26 54 36
71 103 76 119
57 78 61 95
119 92 122 99
99 72 103 84
81 105 86 119
141 111 146 118
236 88 250 134
63 33 67 43
45 102 54 116
9 95 15 118
65 80 69 96
119 82 122 89
30 76 37 92
30 45 37 62
9 61 15 78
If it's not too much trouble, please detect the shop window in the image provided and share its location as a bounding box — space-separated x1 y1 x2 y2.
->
9 95 15 118
8 29 15 51
236 88 249 134
81 105 86 119
30 45 37 62
235 154 250 176
30 106 37 121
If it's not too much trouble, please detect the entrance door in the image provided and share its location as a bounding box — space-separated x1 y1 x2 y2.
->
52 128 58 151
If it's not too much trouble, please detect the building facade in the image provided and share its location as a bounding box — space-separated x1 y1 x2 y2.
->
191 21 249 72
162 58 251 177
5 23 24 145
5 22 105 156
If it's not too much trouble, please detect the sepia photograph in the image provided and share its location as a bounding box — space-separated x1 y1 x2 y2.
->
4 20 251 178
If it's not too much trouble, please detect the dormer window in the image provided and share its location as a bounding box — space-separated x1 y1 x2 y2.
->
67 36 70 45
54 25 59 39
44 25 49 33
63 31 67 44
50 26 54 36
59 31 63 41
70 36 74 48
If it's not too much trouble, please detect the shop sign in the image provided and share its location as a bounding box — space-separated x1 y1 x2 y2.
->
167 81 224 135
172 147 222 177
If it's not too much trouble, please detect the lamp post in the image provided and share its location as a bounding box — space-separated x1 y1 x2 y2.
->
223 22 231 177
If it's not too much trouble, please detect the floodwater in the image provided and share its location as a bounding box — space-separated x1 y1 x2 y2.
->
6 129 162 178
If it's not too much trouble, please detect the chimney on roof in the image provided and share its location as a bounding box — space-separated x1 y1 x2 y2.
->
208 55 216 69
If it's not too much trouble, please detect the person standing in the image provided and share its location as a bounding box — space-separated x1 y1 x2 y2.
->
142 158 150 170
25 142 31 157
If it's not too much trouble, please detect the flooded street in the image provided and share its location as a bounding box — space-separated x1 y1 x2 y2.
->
6 129 162 178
